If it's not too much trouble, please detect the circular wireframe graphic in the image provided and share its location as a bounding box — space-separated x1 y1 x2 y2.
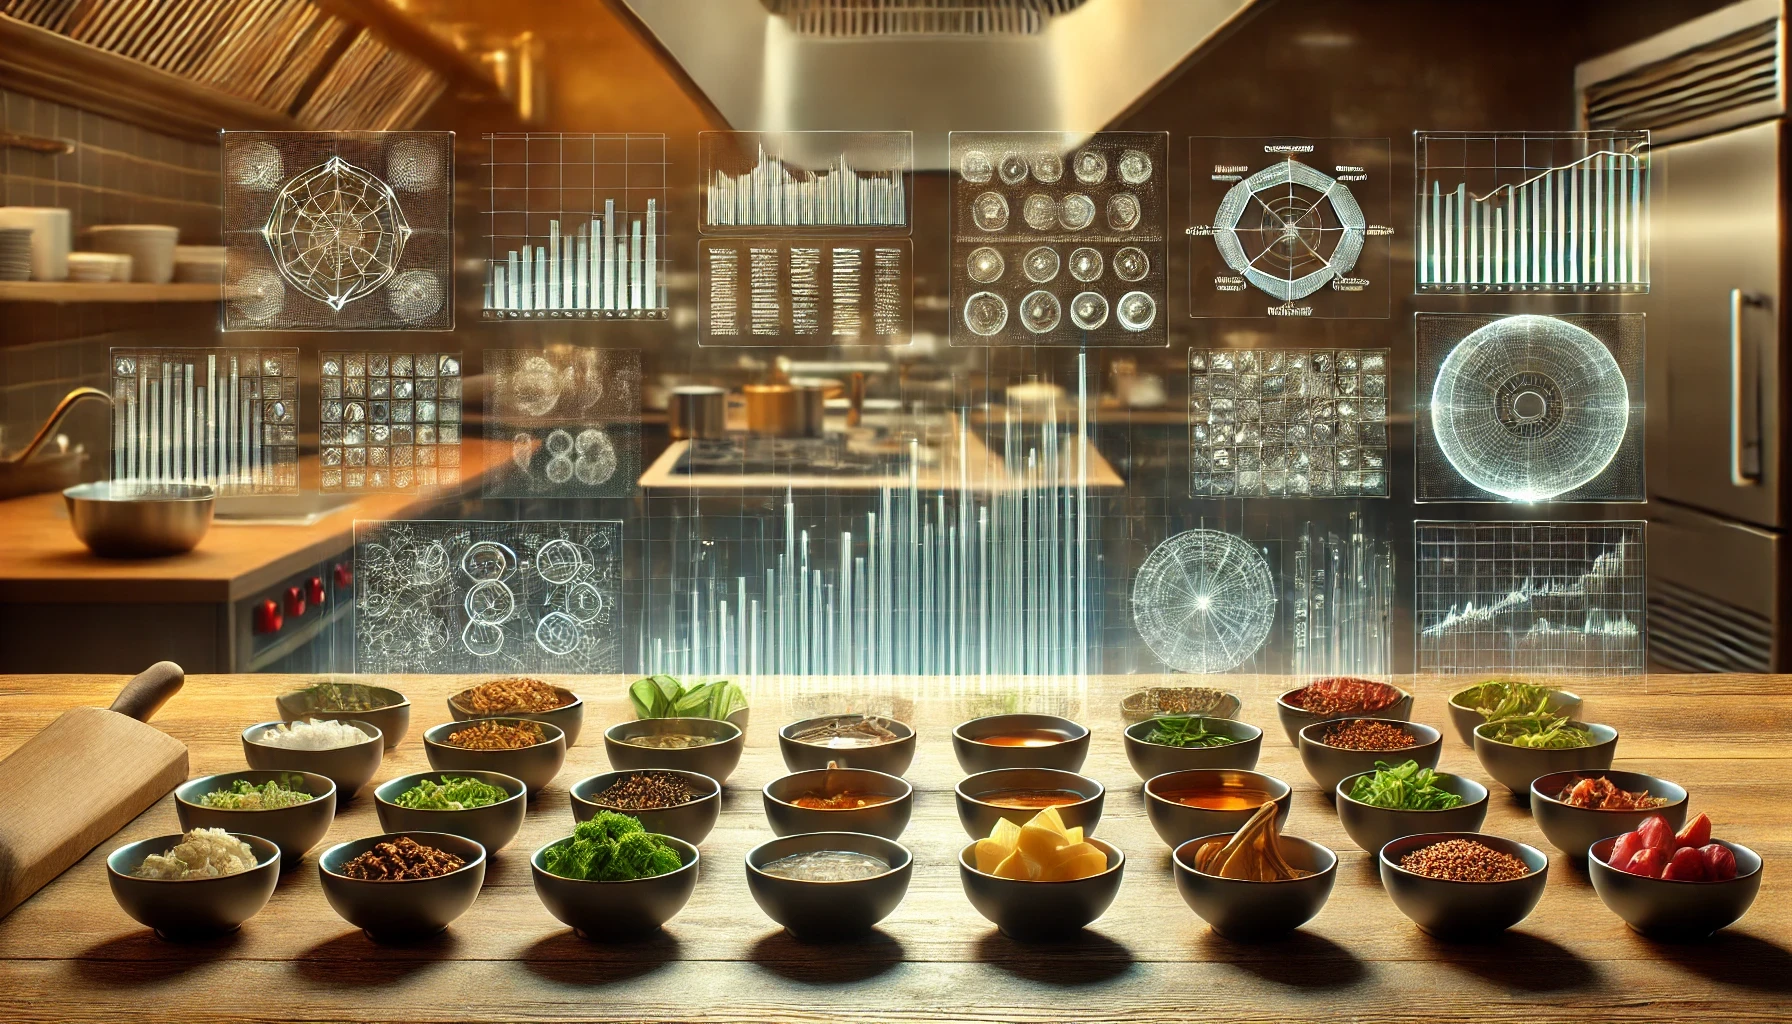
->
1118 149 1153 185
1073 149 1108 184
535 538 585 585
387 269 442 322
1032 152 1064 183
1431 314 1630 500
1019 290 1061 334
967 246 1005 284
387 139 444 192
567 582 606 622
1107 193 1142 231
544 428 575 456
1131 529 1275 673
509 356 563 417
1117 291 1157 331
229 141 284 191
1069 247 1103 282
535 611 583 656
411 541 450 586
1022 194 1056 231
461 541 517 581
464 579 516 625
545 454 575 484
964 291 1008 336
1022 246 1060 283
960 150 994 184
1070 292 1109 330
972 192 1009 232
1211 159 1364 302
462 620 504 658
574 429 618 486
1058 194 1095 231
1113 246 1150 282
228 267 286 322
265 156 412 311
998 153 1030 186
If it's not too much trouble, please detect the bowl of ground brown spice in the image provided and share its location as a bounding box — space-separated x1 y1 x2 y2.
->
448 677 584 746
1378 833 1548 939
318 832 486 940
569 769 722 844
424 718 567 795
1297 718 1442 794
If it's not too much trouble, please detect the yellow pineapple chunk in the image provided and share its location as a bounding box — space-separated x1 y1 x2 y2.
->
1049 848 1109 881
992 849 1034 879
1017 823 1072 866
974 837 1011 874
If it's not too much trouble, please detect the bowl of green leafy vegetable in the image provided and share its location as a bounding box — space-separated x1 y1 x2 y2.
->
629 674 750 731
531 812 700 940
375 771 527 854
1447 680 1582 748
1123 716 1261 779
1473 714 1618 795
175 770 337 868
1334 762 1489 853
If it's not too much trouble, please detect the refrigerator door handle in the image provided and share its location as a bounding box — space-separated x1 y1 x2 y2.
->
1730 288 1768 486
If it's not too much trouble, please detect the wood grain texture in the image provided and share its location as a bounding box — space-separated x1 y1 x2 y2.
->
0 672 1787 1023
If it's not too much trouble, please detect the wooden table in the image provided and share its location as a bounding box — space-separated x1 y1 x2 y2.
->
0 672 1786 1023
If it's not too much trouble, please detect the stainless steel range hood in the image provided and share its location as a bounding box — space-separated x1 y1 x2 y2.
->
618 0 1259 167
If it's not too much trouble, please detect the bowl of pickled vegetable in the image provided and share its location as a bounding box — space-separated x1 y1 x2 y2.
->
1334 761 1489 854
1122 716 1261 780
375 771 528 854
1447 680 1582 748
1472 712 1618 795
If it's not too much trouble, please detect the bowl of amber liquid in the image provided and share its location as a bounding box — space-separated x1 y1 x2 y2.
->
951 714 1089 773
763 765 913 840
1143 768 1292 849
954 767 1105 840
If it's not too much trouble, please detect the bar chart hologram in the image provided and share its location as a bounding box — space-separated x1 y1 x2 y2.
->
482 133 669 320
111 348 300 495
700 131 912 232
1415 131 1649 294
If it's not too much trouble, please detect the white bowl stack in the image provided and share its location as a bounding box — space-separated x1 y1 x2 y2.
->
83 224 179 283
172 244 225 283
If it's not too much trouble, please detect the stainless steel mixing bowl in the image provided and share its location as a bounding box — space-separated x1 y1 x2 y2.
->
64 481 213 557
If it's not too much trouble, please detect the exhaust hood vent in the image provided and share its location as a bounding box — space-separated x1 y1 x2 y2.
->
1578 1 1781 144
1649 579 1773 673
761 0 1088 36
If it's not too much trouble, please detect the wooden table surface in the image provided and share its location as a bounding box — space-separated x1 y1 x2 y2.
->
0 672 1786 1023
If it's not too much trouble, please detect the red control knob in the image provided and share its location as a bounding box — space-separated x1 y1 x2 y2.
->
333 563 353 589
307 576 326 607
254 599 283 634
284 586 306 618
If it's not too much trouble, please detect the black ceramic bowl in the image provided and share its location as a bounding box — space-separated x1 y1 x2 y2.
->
955 768 1105 840
570 769 722 845
1172 832 1338 940
107 832 280 939
276 683 411 750
532 833 700 939
952 714 1090 773
1122 717 1262 780
778 714 917 776
1275 681 1413 746
317 831 487 941
423 718 568 795
1143 769 1292 850
375 770 528 854
958 837 1125 940
1529 770 1688 859
1588 836 1763 940
1379 832 1549 939
1446 683 1582 748
745 832 914 940
1472 720 1619 795
241 719 383 798
604 717 745 784
1297 719 1443 795
763 767 914 840
175 770 337 867
1333 769 1489 854
1119 687 1242 724
448 683 585 746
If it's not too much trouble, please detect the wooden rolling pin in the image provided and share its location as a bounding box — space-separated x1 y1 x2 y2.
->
0 662 188 919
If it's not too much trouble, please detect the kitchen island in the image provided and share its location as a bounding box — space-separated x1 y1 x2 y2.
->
0 672 1785 1023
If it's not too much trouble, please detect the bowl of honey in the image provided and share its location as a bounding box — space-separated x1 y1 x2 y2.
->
954 768 1105 840
951 714 1090 773
1143 768 1292 849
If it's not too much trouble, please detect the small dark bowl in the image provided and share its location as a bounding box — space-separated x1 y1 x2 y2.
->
175 770 337 867
955 768 1105 840
1588 836 1763 940
604 717 745 784
276 683 411 749
570 770 722 845
952 714 1090 773
1379 832 1549 939
1297 719 1443 795
1122 717 1262 780
1275 682 1413 746
764 767 914 840
746 832 914 940
1446 683 1583 747
1119 687 1242 724
448 684 585 746
1473 720 1619 795
958 837 1125 940
1528 770 1688 859
423 718 568 795
241 719 383 798
778 714 917 776
107 832 280 939
1334 769 1490 853
532 833 700 939
1143 769 1292 849
317 831 487 941
375 770 528 853
1172 832 1338 940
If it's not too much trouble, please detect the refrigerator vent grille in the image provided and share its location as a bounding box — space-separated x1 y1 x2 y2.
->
1583 17 1780 134
1648 579 1773 673
760 0 1087 35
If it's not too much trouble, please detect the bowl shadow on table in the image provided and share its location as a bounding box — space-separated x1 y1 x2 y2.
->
1650 931 1792 994
1433 931 1599 993
520 930 684 987
291 930 462 986
1191 930 1366 991
749 929 905 984
73 930 245 986
972 930 1135 986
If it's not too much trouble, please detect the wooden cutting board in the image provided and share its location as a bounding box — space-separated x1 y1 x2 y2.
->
0 662 188 919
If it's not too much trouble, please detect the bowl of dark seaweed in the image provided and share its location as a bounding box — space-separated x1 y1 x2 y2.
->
1447 680 1582 748
1472 717 1618 795
317 831 487 941
276 681 410 749
952 713 1090 773
955 768 1104 840
958 836 1125 941
1334 765 1489 854
604 717 745 784
1379 832 1549 939
175 770 337 867
1529 770 1688 859
765 766 914 840
532 814 701 940
423 718 568 795
1297 718 1442 795
107 832 281 939
1123 716 1262 779
1588 835 1762 940
375 770 528 854
570 769 722 845
746 832 914 940
241 718 383 798
778 714 916 775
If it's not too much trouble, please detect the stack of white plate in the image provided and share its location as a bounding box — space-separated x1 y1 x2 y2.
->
67 252 121 283
172 244 225 283
83 224 179 283
0 207 71 280
0 228 30 281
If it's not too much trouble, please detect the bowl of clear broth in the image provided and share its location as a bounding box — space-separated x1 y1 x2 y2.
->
763 766 914 840
779 714 916 775
955 768 1105 840
603 717 745 784
745 831 914 940
952 713 1090 773
1143 768 1293 849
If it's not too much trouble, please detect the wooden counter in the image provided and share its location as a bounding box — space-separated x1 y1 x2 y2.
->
0 672 1786 1023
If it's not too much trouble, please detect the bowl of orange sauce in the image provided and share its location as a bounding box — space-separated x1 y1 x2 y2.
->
1143 768 1292 849
951 714 1090 773
955 768 1105 839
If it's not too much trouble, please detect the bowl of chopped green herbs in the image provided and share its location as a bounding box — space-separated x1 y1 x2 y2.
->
1447 681 1582 748
531 812 700 939
175 770 337 868
375 771 528 854
1473 714 1618 795
1334 761 1489 853
1123 716 1262 779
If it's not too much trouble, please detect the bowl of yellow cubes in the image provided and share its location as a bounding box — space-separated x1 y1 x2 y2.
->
957 806 1125 940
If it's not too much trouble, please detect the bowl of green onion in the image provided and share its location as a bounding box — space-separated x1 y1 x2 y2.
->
1473 713 1618 795
1123 716 1262 780
1447 680 1582 748
374 771 528 854
1334 761 1489 854
175 770 337 868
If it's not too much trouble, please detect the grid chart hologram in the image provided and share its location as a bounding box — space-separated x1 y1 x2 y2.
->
319 352 462 492
699 238 912 346
110 347 299 495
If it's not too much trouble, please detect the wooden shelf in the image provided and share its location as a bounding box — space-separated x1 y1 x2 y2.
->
0 281 221 303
